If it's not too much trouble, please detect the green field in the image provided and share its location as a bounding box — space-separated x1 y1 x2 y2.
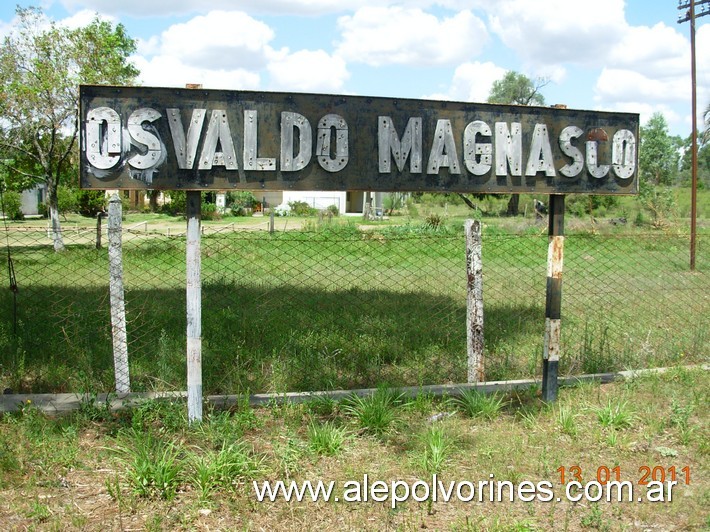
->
0 206 707 394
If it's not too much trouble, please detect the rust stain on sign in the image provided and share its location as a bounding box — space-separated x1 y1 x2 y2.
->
587 127 609 142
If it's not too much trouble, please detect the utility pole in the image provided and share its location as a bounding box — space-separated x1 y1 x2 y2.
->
678 0 710 271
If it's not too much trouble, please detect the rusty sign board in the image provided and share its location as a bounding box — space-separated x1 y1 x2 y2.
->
80 85 639 194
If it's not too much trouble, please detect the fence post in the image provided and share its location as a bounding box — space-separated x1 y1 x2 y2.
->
465 219 484 383
542 194 565 402
107 194 130 393
186 190 203 423
269 210 275 234
96 212 104 250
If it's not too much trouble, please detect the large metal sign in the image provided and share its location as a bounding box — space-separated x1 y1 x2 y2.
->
80 85 639 194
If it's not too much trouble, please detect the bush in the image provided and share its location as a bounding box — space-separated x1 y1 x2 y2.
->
57 185 79 215
274 203 291 216
325 204 339 217
201 202 221 221
228 191 257 209
637 182 676 228
161 191 186 215
425 212 442 230
229 191 257 217
77 190 106 217
288 200 318 217
1 191 23 220
565 194 619 217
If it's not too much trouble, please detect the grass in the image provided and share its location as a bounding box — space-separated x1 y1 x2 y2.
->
307 421 347 456
0 201 708 394
342 387 403 436
595 399 635 430
112 430 183 500
0 368 707 529
557 405 578 437
452 389 506 420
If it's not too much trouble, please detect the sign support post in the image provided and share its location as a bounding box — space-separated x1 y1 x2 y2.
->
465 219 484 383
186 190 202 423
107 194 130 393
542 194 564 402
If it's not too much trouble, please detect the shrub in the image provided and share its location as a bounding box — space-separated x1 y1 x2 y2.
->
637 182 676 228
201 201 221 221
57 185 79 215
325 204 340 216
1 191 23 220
229 191 257 216
288 200 318 217
274 203 291 216
161 191 186 215
77 190 106 217
566 194 619 217
425 212 442 230
229 191 257 209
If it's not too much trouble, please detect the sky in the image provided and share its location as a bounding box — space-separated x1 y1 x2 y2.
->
1 0 708 137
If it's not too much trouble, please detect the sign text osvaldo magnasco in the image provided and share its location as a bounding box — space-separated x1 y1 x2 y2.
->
79 85 639 194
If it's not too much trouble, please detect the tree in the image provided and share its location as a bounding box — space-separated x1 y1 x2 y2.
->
486 71 548 216
638 113 679 186
486 71 548 107
0 7 138 250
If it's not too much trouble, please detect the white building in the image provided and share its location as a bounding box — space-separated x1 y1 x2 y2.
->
255 190 384 216
19 185 46 216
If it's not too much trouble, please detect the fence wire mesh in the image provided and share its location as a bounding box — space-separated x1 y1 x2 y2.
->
0 221 707 394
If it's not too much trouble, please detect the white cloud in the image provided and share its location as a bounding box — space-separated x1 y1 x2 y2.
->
595 68 689 106
335 7 488 67
594 22 710 134
136 35 160 56
131 10 279 90
0 19 13 40
425 61 506 102
58 9 115 29
485 0 626 67
132 54 261 90
59 0 373 16
608 22 689 79
267 49 349 92
602 101 681 132
156 11 275 71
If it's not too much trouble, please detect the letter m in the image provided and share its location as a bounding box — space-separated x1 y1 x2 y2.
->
378 116 422 173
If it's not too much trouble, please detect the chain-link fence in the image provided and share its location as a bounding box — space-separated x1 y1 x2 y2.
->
0 220 707 394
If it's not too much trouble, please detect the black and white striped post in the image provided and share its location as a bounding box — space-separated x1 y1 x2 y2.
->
542 194 564 402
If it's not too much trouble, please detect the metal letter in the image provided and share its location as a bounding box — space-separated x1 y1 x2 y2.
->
378 116 422 173
612 129 636 179
243 110 275 171
167 108 206 170
525 123 556 177
86 106 121 170
317 114 349 172
558 126 584 178
127 108 163 170
280 112 312 172
463 120 492 176
586 129 610 178
197 110 238 170
427 119 460 174
495 122 522 176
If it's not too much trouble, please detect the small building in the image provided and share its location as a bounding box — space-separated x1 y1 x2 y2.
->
256 190 384 216
19 185 46 216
